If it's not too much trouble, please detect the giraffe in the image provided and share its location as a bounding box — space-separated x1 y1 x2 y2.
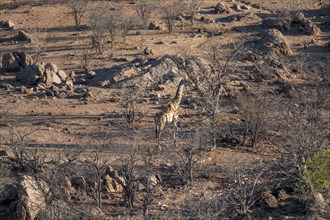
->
154 79 186 145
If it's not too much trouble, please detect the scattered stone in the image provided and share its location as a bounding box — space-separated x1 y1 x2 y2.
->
68 71 76 79
277 189 289 201
262 190 278 208
90 207 106 220
21 86 34 94
214 2 231 14
239 13 263 23
241 5 251 10
65 78 74 87
144 47 154 55
5 84 14 91
57 70 67 81
86 70 96 79
45 89 54 97
17 30 33 43
0 20 15 30
233 4 242 11
302 20 321 35
85 90 93 98
57 91 68 99
292 11 305 23
139 175 162 189
148 21 162 30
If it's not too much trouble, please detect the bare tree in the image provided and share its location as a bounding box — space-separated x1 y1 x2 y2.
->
176 41 243 150
134 0 158 28
161 0 186 33
83 147 109 208
124 86 143 124
67 0 89 28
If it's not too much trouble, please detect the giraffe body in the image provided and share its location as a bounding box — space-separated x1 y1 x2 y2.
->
155 80 185 139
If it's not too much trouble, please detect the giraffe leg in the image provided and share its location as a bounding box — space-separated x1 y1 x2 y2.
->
157 116 166 151
173 114 179 139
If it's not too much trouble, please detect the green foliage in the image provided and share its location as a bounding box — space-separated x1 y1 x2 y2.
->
305 148 330 193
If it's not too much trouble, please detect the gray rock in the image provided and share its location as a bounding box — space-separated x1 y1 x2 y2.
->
1 20 15 30
57 70 68 81
86 70 96 79
16 175 49 220
2 51 33 72
214 2 231 14
258 29 292 56
17 30 33 43
262 17 291 31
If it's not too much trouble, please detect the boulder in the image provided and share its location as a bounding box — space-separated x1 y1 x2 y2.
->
214 2 231 14
2 51 33 72
17 65 42 85
16 175 49 220
258 29 292 57
17 30 33 43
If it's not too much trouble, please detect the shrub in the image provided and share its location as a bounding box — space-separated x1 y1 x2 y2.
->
304 148 330 193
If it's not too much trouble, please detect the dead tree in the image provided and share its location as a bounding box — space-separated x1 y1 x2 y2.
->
176 42 242 150
67 0 89 28
134 0 157 28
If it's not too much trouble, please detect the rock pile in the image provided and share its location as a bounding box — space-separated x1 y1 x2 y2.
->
262 12 321 35
16 62 69 86
258 28 292 57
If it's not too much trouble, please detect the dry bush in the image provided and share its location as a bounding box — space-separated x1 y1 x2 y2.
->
162 127 209 186
89 7 135 56
134 0 158 28
161 0 187 33
238 93 271 148
278 88 327 190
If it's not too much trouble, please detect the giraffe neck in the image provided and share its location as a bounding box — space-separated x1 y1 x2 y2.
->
172 80 185 106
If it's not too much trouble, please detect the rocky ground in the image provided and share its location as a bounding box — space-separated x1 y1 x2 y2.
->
0 0 329 219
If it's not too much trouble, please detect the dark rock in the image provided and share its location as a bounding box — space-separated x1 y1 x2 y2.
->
17 30 33 43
